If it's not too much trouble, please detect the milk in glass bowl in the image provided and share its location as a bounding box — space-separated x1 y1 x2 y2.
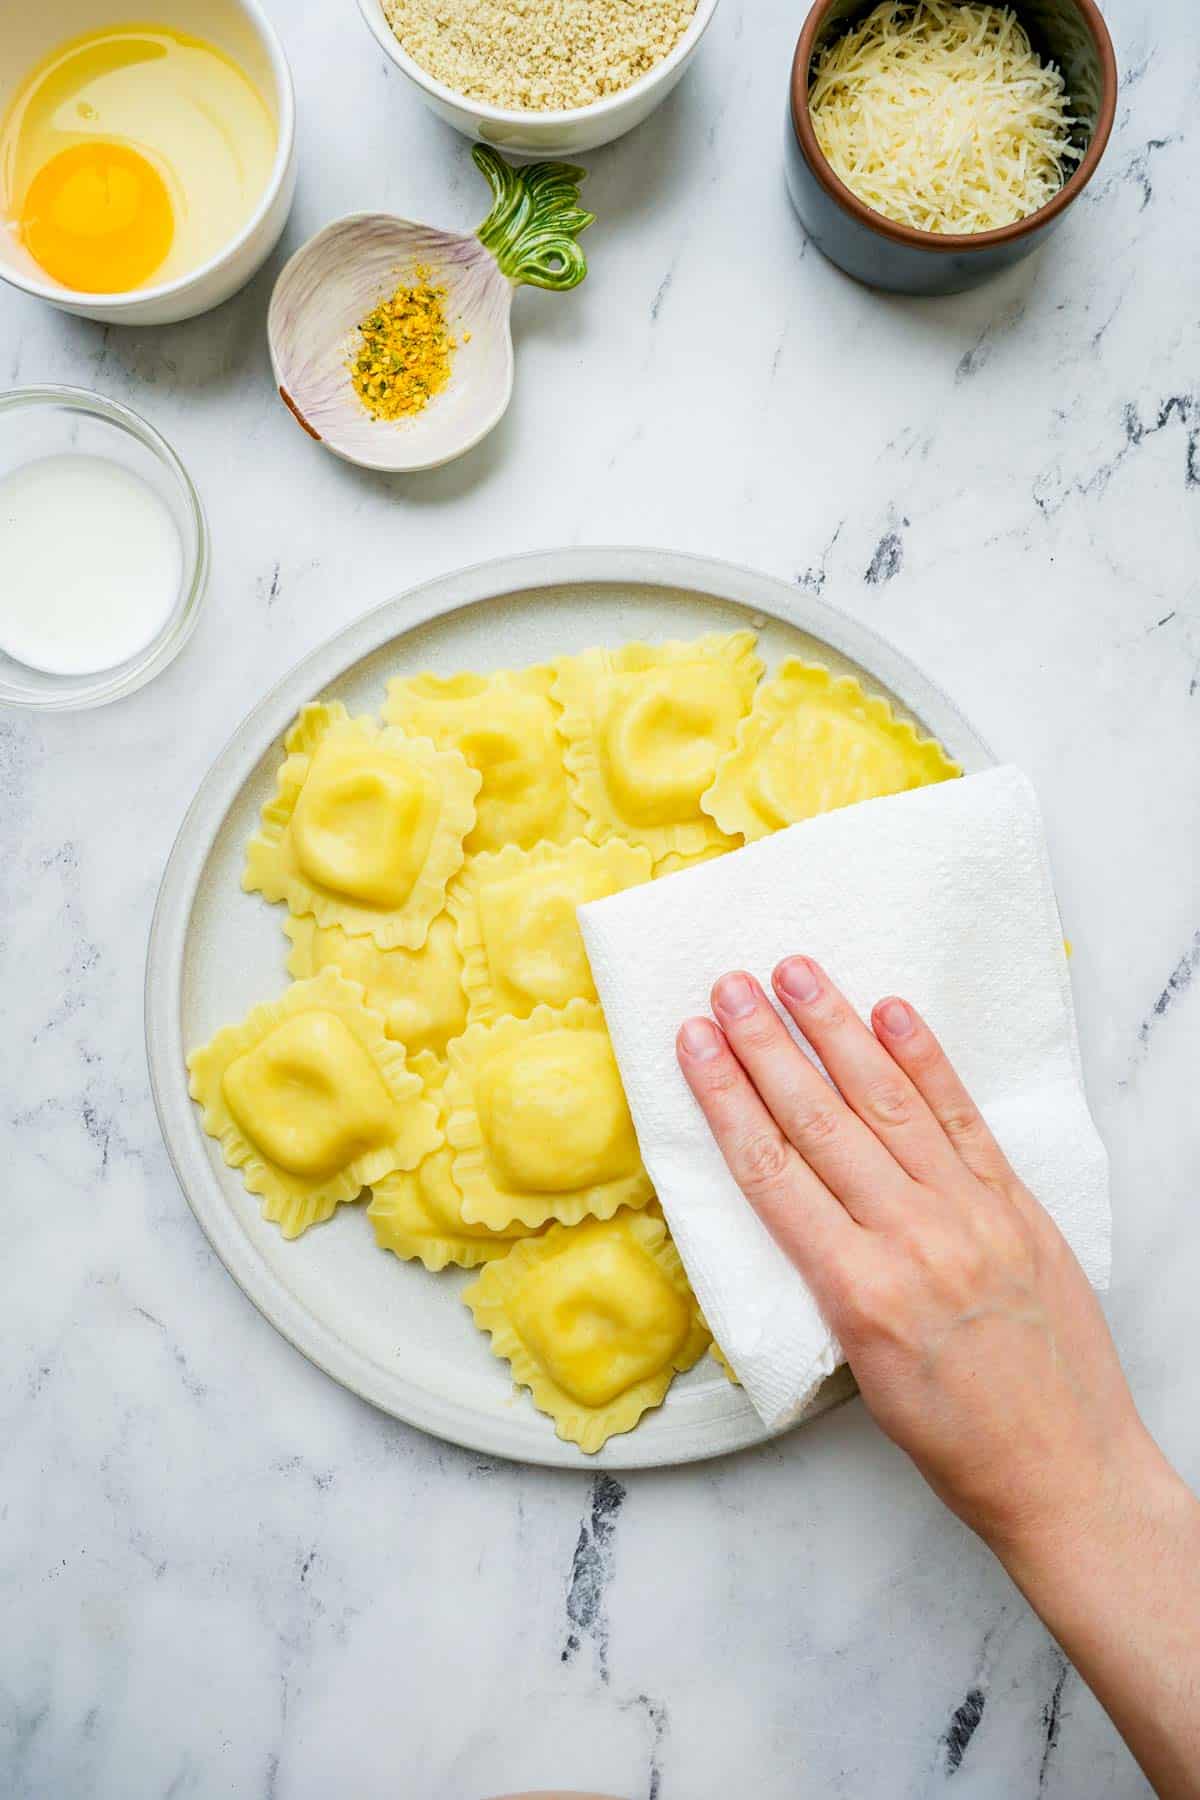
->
0 387 209 710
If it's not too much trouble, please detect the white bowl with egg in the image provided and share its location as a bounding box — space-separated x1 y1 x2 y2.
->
0 0 296 325
357 0 720 155
0 388 209 709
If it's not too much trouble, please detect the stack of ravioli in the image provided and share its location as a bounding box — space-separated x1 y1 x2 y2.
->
188 631 958 1452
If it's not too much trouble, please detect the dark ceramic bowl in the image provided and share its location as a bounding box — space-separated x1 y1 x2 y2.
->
785 0 1117 295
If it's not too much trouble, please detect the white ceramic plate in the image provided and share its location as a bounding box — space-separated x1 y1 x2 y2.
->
146 548 993 1469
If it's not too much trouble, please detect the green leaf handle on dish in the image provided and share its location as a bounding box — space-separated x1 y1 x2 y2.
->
472 145 594 292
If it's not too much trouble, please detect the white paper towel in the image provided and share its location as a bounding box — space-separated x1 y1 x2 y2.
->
578 765 1111 1432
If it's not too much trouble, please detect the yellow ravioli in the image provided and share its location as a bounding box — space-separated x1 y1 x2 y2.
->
702 660 961 843
383 667 584 855
654 842 734 878
464 1210 711 1452
553 632 762 860
187 969 440 1238
367 1055 537 1271
243 702 480 949
448 837 652 1024
446 999 653 1232
284 912 467 1059
204 633 965 1450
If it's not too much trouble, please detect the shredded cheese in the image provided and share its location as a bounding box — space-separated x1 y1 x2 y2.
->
808 1 1081 234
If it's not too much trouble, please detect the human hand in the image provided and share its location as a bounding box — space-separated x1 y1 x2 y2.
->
677 958 1200 1797
675 957 1153 1559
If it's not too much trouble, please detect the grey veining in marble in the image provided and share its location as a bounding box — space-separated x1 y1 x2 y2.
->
2 1 1197 1794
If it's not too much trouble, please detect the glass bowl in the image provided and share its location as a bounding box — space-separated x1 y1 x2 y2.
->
0 386 209 710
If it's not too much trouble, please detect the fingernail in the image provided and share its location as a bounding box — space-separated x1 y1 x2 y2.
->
712 972 757 1019
775 956 821 1003
679 1018 722 1061
877 998 914 1039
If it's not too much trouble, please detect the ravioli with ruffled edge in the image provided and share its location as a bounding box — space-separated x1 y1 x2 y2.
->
191 628 964 1453
187 968 440 1239
702 660 961 842
243 702 480 949
553 632 763 864
367 1054 540 1271
654 842 732 878
383 666 584 856
448 836 652 1025
464 1210 711 1452
284 912 467 1059
445 997 654 1232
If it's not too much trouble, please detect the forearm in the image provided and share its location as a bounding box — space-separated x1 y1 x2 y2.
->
676 967 1200 1792
994 1432 1200 1800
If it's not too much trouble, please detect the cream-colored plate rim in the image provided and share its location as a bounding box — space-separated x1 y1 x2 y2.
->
145 547 993 1469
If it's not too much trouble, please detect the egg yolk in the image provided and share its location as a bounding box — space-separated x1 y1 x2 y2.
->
20 141 173 293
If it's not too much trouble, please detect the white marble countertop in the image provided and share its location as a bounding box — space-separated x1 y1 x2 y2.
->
3 0 1198 1793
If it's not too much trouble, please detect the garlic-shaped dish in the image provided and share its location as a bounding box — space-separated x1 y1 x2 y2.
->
267 146 594 471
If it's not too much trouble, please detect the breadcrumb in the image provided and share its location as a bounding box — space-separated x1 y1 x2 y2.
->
384 0 698 112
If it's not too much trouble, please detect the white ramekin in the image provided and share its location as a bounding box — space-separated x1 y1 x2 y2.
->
356 0 721 156
0 0 297 326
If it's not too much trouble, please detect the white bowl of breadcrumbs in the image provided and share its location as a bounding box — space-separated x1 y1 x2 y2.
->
359 0 721 153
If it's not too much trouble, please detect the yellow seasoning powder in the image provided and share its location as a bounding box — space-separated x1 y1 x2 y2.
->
348 269 456 422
